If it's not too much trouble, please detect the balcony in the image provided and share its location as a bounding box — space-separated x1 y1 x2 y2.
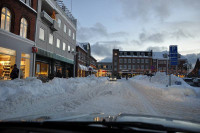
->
41 11 58 31
41 11 53 24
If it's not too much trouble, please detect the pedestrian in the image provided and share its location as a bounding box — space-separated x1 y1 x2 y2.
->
56 70 62 78
10 64 19 80
126 75 128 80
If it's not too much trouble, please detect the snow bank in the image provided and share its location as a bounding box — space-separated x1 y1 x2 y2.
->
131 72 200 97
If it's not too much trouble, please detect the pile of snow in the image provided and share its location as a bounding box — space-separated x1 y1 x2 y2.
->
131 72 200 97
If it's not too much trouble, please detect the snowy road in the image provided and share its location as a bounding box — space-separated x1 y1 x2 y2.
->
0 75 200 122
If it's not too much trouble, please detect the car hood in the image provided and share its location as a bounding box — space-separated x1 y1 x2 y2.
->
2 113 200 131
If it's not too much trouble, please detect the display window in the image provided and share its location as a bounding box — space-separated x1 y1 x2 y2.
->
35 62 49 76
20 53 30 79
0 47 16 80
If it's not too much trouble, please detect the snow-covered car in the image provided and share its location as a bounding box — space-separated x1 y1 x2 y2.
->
193 78 200 87
109 76 117 81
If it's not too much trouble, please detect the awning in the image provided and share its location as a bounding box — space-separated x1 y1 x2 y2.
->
79 64 88 71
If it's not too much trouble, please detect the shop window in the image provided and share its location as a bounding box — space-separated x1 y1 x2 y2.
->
20 18 28 38
0 47 16 80
35 62 49 76
1 7 11 32
20 53 30 79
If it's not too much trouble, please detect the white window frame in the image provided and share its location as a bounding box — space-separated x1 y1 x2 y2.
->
68 45 70 53
57 18 61 28
63 42 66 51
73 33 75 40
68 29 71 37
56 39 60 48
39 28 45 40
20 18 28 38
64 24 66 33
1 7 11 32
49 33 53 45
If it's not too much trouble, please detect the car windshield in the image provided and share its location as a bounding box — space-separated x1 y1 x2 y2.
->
0 0 200 127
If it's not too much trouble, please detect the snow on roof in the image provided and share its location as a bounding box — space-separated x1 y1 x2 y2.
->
153 51 187 60
76 42 88 53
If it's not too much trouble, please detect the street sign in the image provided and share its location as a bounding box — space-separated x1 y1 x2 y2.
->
169 45 178 66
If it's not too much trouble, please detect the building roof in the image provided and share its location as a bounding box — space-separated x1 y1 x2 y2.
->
153 51 187 60
76 42 88 53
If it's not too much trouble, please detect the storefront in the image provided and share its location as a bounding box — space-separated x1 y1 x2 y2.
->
0 47 16 80
78 64 88 77
0 29 34 80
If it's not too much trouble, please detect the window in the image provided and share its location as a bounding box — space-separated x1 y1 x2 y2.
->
63 42 66 51
20 18 28 38
124 59 127 63
57 18 61 28
124 65 127 69
114 62 117 66
132 59 135 63
22 0 31 6
163 61 167 64
145 59 149 63
73 33 75 40
137 59 140 63
1 7 11 31
114 53 117 56
39 28 45 40
128 65 131 69
119 65 123 70
64 24 66 33
128 59 131 63
141 65 144 70
141 59 144 63
56 39 60 48
72 48 74 52
69 29 71 37
119 59 123 63
49 34 53 44
132 65 135 70
68 45 70 53
145 65 149 70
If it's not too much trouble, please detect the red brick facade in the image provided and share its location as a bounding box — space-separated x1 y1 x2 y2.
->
0 0 37 41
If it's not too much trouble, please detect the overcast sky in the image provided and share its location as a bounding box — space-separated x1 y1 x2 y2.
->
64 0 200 62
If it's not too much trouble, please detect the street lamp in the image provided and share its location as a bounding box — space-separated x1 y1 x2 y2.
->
71 51 78 78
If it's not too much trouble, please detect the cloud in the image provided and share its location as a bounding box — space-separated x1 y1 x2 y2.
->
139 32 165 43
77 23 128 42
170 29 194 40
119 0 200 22
100 57 112 62
91 41 123 61
146 46 168 52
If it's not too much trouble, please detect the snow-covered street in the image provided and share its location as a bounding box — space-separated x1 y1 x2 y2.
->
0 73 200 122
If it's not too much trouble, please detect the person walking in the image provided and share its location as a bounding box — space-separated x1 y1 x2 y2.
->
10 64 19 80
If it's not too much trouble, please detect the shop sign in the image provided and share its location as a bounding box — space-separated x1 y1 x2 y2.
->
32 47 38 53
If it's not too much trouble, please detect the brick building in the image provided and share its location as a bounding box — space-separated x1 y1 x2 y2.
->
96 62 112 77
76 42 97 77
0 0 37 80
112 49 187 77
112 49 152 77
152 51 187 76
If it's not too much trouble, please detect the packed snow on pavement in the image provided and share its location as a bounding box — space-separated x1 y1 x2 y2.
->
0 73 200 122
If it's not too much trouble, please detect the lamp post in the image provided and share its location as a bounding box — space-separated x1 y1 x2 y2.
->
72 51 78 78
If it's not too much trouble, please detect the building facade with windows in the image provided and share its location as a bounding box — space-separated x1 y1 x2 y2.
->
96 62 112 77
152 51 187 76
76 42 97 77
0 0 37 80
35 0 77 78
112 49 153 77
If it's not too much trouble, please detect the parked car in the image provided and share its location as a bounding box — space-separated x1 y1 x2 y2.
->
193 78 200 87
